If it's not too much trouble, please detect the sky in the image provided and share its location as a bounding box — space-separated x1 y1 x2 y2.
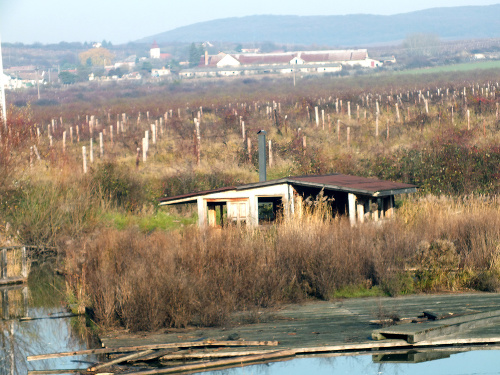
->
1 0 500 44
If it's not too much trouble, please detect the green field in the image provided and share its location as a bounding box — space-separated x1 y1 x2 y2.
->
398 60 500 75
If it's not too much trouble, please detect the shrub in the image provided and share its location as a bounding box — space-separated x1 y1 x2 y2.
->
90 162 145 211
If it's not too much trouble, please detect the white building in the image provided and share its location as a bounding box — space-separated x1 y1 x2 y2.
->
150 41 161 59
152 67 171 77
181 49 380 78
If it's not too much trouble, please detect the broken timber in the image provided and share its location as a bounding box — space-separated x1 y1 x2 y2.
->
372 309 500 343
27 340 279 361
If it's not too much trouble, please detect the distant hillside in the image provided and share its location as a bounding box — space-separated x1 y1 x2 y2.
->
137 4 500 46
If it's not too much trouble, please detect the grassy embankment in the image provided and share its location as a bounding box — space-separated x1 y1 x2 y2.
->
2 69 500 331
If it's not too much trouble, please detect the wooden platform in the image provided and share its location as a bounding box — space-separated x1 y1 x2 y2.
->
100 293 500 354
373 309 500 343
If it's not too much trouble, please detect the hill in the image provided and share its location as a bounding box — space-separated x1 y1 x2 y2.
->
137 4 500 46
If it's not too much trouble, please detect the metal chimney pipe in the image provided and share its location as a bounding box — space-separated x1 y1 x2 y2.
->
257 130 267 182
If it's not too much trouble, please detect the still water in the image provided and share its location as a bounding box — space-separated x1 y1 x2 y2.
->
1 265 99 374
2 265 500 374
201 349 500 375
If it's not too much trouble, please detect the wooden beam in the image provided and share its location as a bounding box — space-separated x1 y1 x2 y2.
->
124 350 297 375
88 349 156 371
27 340 279 361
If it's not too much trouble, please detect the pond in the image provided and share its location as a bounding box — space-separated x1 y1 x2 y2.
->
1 264 100 374
2 263 500 374
200 349 500 375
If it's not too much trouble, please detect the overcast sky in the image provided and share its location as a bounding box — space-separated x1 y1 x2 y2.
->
1 0 499 44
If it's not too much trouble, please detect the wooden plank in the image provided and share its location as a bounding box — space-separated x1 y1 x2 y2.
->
373 310 500 343
125 350 298 375
138 348 180 361
88 349 156 371
27 340 279 361
158 349 273 361
414 336 500 346
296 340 411 354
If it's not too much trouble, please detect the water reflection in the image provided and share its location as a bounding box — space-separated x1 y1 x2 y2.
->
200 349 500 375
0 264 99 374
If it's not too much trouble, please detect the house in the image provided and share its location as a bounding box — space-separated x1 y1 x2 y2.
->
159 174 416 227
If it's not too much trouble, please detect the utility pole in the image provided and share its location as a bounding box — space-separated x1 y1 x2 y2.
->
0 33 7 128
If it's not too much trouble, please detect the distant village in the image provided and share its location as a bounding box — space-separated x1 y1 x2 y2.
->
2 40 498 90
0 42 396 89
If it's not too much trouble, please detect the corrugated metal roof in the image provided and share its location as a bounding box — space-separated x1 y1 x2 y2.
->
159 174 417 205
287 174 416 194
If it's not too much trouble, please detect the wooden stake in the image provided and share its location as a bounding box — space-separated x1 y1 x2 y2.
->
195 119 201 166
33 145 41 160
247 137 252 162
82 146 87 174
302 136 306 155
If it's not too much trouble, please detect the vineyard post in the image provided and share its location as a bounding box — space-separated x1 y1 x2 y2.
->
82 146 87 174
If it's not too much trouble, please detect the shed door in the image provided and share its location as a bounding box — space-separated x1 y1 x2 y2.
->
228 201 248 223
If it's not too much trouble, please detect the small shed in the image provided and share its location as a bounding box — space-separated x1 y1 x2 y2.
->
159 174 417 227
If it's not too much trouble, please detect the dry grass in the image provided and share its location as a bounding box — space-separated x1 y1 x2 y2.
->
3 71 500 332
65 195 500 331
